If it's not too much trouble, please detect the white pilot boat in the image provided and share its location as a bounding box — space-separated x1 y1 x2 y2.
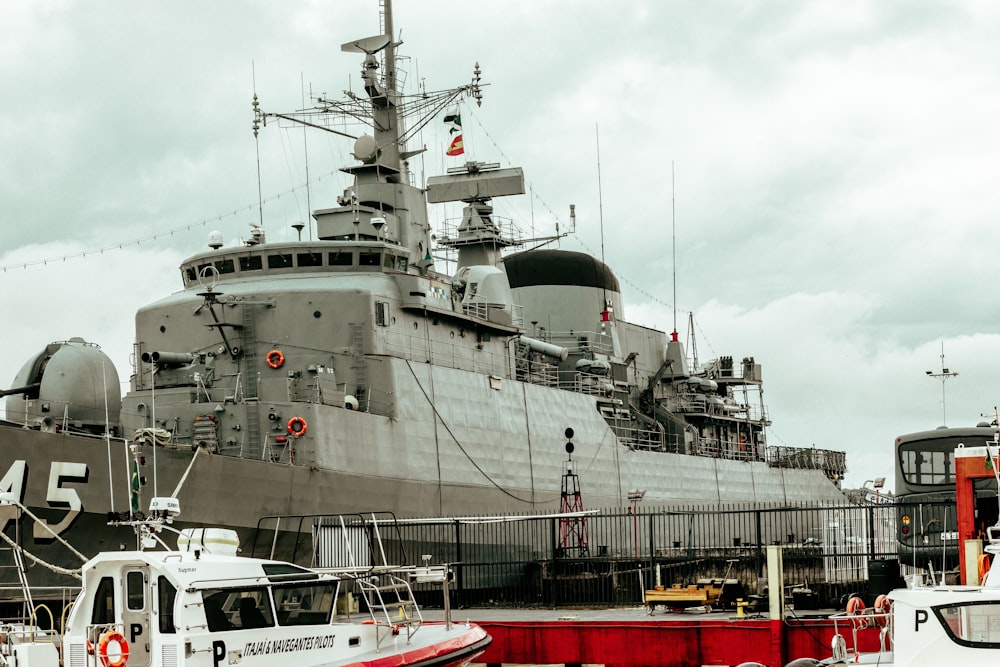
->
0 501 490 667
784 445 1000 667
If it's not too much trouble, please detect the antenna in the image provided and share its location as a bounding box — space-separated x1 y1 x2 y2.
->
671 161 677 338
925 341 958 426
596 124 606 311
251 63 265 232
301 74 313 241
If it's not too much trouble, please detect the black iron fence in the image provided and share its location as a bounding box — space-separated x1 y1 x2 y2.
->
252 500 958 610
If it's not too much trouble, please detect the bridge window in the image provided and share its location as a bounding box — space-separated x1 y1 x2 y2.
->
267 253 293 269
239 255 263 272
214 258 236 274
359 250 381 267
297 252 323 267
329 250 353 267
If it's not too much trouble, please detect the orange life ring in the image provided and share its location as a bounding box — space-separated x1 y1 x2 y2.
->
97 631 129 667
266 349 285 369
873 594 890 626
979 553 991 584
287 417 308 437
846 596 868 629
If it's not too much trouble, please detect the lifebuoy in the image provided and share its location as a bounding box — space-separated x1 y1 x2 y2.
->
287 417 308 437
266 350 285 369
979 554 991 585
873 594 890 626
846 596 868 629
97 631 129 667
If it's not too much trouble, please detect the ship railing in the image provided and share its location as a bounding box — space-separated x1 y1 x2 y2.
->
460 302 525 328
532 330 615 356
692 437 765 463
670 390 766 422
382 333 511 378
607 423 665 451
514 358 560 386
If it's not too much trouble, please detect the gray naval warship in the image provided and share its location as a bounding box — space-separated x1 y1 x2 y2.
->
0 1 846 592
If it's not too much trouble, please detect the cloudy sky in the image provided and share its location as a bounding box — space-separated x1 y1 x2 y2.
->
3 1 1000 493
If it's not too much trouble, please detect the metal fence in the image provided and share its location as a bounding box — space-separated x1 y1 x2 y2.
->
251 500 956 610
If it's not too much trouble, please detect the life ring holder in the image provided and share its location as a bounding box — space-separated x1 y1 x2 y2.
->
266 350 285 369
287 417 308 437
97 630 130 667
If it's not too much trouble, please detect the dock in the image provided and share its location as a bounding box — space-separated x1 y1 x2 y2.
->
424 606 882 666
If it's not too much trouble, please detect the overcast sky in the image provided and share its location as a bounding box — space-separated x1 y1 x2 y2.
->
4 1 1000 493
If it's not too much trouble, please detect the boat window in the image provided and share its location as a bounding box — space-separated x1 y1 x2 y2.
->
267 254 294 269
359 250 381 267
158 576 177 634
262 563 319 582
202 587 274 631
126 571 145 611
329 250 353 267
273 583 337 626
396 256 408 272
935 600 1000 647
297 252 323 267
239 255 263 272
184 266 197 283
383 253 396 269
214 258 236 274
91 576 116 625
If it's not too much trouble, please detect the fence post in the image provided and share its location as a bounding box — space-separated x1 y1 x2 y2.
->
454 519 463 608
867 503 876 561
647 509 656 578
755 508 765 585
550 516 559 608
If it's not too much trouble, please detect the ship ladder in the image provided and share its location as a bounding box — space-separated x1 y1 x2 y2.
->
0 542 35 620
357 515 422 644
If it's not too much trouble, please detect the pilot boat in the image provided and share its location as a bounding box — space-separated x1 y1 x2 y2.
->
0 504 490 667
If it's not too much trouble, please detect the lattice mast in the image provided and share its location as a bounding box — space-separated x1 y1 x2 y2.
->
558 427 589 556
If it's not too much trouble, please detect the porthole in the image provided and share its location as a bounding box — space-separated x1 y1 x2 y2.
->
314 311 321 318
160 325 166 333
450 331 455 338
413 322 418 330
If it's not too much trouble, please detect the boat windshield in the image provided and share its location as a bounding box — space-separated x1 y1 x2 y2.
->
202 587 274 631
935 600 1000 647
273 582 337 626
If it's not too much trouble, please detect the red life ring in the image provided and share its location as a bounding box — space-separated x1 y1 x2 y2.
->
266 350 285 369
287 417 308 437
97 631 129 667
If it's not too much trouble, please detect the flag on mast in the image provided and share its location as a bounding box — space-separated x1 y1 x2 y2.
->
444 108 464 156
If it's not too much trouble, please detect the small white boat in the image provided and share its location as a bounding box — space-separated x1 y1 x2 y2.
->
786 533 1000 666
0 505 490 667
